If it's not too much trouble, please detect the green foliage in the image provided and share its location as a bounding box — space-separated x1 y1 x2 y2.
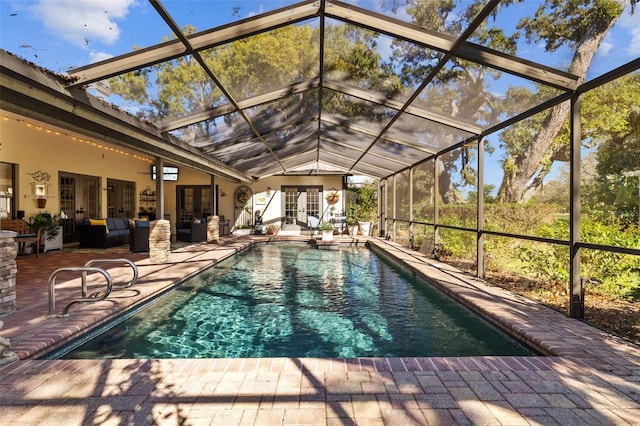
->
394 170 411 221
110 24 317 126
410 163 435 222
408 202 639 302
438 227 475 260
32 212 61 241
438 204 476 228
485 203 561 235
320 221 334 231
465 184 497 204
580 74 640 223
580 215 640 300
351 183 377 222
512 215 640 301
345 202 359 226
515 221 570 284
518 0 624 51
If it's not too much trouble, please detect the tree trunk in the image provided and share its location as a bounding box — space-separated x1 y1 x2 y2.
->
497 1 628 203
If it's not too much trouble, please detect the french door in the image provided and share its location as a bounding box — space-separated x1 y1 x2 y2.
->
176 185 213 222
106 179 134 218
282 186 321 225
59 172 100 242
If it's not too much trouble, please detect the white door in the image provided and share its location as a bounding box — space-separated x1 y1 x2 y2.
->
283 186 321 225
283 187 299 224
297 191 307 224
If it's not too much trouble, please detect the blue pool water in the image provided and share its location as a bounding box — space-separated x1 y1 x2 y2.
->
61 244 532 359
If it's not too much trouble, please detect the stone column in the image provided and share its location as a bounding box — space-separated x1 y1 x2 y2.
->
0 231 18 317
207 215 220 244
149 220 171 263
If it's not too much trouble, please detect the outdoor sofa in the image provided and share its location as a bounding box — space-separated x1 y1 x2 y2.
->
78 217 131 249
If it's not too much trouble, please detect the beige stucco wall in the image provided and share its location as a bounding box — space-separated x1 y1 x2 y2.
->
1 110 346 232
0 111 221 222
232 175 344 230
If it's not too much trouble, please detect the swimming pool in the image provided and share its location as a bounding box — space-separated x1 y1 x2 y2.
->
60 243 534 359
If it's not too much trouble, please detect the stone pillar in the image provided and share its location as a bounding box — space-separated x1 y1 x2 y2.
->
0 231 18 317
207 215 220 244
149 219 171 263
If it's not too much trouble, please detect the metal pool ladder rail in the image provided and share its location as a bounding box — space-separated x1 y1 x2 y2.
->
83 258 138 289
47 258 139 318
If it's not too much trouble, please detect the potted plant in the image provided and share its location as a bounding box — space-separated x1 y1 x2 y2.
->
32 212 63 252
353 183 377 236
345 201 360 236
320 221 334 241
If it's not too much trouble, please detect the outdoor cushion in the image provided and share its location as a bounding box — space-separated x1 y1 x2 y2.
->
106 217 129 230
89 219 109 233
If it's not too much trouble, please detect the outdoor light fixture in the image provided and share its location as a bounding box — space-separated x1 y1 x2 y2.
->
266 187 272 196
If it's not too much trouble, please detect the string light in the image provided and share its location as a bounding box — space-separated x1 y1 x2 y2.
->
2 115 153 163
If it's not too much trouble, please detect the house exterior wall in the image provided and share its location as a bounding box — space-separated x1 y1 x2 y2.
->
234 176 344 231
1 111 151 220
0 111 226 223
1 110 344 233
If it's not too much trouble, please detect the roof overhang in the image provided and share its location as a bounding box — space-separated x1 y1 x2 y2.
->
0 50 253 183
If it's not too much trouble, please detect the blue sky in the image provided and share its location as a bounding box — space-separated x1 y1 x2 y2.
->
1 0 638 191
0 1 304 72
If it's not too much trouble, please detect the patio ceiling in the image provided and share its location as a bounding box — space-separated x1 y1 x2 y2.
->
64 0 580 181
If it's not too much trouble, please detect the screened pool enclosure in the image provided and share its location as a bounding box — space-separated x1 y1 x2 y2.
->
1 1 638 327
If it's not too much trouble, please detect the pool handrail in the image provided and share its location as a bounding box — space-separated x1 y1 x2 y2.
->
83 258 138 289
48 267 113 318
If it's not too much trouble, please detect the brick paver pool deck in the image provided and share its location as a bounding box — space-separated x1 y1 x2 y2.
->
1 236 638 425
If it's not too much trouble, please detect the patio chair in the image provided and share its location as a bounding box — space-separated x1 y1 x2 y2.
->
1 219 41 258
176 220 207 242
219 215 230 236
307 215 320 235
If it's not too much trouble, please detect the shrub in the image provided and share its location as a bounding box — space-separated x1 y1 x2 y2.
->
513 216 639 301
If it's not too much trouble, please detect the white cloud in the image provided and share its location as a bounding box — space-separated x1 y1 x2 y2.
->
89 51 113 63
618 8 640 56
30 0 135 48
596 33 615 58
